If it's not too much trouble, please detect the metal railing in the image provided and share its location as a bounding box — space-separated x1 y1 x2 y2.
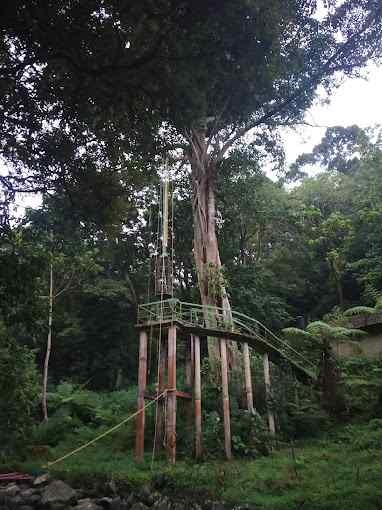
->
138 299 317 379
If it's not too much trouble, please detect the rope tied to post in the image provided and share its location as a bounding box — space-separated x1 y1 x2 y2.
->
44 389 169 469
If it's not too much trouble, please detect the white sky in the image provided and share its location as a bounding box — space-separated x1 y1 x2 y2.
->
281 63 382 169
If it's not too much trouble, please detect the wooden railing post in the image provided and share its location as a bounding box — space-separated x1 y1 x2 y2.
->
220 338 232 459
243 342 254 414
135 330 148 462
166 325 177 464
194 334 202 458
263 352 276 435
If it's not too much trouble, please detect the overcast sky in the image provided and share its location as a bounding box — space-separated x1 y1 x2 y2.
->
281 63 382 169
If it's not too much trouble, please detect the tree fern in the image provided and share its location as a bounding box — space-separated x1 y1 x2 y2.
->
343 306 376 317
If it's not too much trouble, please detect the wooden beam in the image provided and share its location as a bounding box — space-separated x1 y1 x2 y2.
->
243 342 255 414
194 335 202 458
263 352 276 435
220 338 232 459
145 390 192 401
166 325 177 464
135 330 148 462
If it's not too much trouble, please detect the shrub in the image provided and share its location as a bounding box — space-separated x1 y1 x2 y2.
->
0 323 39 455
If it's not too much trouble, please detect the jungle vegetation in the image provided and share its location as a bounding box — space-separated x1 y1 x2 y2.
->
1 2 382 508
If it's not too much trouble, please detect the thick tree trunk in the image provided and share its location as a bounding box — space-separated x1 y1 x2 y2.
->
188 127 239 368
42 261 53 422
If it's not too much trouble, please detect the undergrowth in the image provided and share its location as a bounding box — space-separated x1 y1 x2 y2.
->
2 420 382 510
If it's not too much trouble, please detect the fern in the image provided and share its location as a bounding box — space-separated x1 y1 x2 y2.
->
343 306 376 317
281 327 314 339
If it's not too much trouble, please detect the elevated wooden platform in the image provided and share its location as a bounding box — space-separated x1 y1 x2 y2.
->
137 299 317 383
135 299 318 465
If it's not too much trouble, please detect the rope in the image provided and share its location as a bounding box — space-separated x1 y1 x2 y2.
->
44 390 168 469
151 160 173 469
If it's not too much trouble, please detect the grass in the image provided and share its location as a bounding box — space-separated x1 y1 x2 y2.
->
4 423 382 510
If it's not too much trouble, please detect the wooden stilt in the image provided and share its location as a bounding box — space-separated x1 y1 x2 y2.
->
194 335 202 458
243 342 254 414
166 325 177 464
220 338 232 459
155 333 167 453
263 352 276 435
135 330 148 462
185 335 194 442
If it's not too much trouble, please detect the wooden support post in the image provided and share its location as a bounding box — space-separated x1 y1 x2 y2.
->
243 342 255 414
166 325 177 464
220 338 232 459
193 335 202 458
185 335 194 441
263 352 276 435
135 330 148 462
155 333 167 454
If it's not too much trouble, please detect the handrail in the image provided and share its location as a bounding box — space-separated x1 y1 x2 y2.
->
137 299 317 379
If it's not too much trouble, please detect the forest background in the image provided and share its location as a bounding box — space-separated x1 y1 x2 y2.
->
1 4 382 506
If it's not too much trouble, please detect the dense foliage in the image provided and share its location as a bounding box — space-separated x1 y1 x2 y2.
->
1 8 382 506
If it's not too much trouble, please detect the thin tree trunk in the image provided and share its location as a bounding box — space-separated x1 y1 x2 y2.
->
336 278 344 309
42 261 53 422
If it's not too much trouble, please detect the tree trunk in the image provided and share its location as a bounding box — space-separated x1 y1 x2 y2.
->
188 127 239 369
335 277 344 310
42 261 53 422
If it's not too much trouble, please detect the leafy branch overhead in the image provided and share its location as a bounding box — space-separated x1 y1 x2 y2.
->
1 1 382 203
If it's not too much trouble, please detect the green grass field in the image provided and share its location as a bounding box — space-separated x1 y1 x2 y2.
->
5 422 382 510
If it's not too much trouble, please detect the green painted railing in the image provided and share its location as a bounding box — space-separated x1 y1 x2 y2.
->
138 299 317 380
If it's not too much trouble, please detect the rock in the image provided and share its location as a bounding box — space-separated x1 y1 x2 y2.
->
33 473 51 486
74 497 103 510
110 496 122 510
138 486 154 506
99 496 122 510
41 480 77 507
99 497 114 508
152 496 171 510
1 483 20 498
172 503 185 510
20 488 37 503
30 494 42 505
107 480 118 496
125 494 135 509
9 494 23 509
131 502 149 510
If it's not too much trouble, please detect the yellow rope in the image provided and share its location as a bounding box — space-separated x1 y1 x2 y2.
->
44 390 168 469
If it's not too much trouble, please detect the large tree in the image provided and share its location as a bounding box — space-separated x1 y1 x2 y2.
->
1 0 382 359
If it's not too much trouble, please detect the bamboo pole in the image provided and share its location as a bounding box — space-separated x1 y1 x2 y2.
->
167 325 177 464
263 352 276 435
243 342 255 414
194 335 202 458
220 338 232 459
135 330 148 462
